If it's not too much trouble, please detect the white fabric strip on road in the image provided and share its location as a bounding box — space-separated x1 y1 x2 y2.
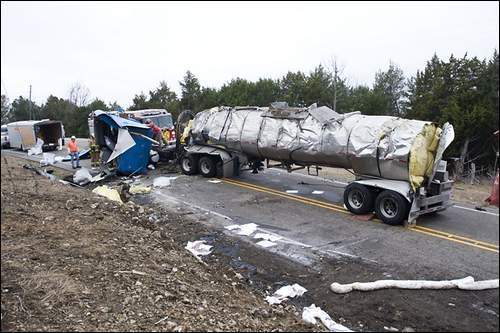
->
330 276 499 293
452 204 499 216
265 283 307 305
286 190 299 193
302 304 352 332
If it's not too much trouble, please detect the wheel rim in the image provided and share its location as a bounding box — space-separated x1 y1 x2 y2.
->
380 197 398 218
182 158 191 171
348 189 364 209
200 160 210 174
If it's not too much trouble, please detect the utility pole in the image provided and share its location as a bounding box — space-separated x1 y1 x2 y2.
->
29 84 32 120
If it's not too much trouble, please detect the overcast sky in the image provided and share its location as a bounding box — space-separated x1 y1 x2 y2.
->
1 1 498 108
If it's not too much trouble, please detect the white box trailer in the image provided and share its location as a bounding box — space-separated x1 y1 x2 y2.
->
7 119 64 151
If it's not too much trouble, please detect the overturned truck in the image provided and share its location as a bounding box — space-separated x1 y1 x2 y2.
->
179 103 455 226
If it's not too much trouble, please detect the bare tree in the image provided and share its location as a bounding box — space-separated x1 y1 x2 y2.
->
68 82 90 107
326 56 345 112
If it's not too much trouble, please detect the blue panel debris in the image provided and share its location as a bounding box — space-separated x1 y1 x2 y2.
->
94 111 153 175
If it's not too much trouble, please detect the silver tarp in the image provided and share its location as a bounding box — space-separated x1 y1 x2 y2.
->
190 104 441 184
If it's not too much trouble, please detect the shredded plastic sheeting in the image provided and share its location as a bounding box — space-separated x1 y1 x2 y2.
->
185 240 213 259
330 276 499 294
256 240 277 248
92 185 123 204
153 176 177 188
40 153 56 166
27 138 44 155
253 233 282 242
73 168 93 185
302 304 352 332
225 223 258 236
265 283 307 305
129 185 152 194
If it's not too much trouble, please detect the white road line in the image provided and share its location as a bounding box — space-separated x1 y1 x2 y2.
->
453 205 499 217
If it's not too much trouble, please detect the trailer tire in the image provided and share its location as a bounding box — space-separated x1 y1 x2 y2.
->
344 183 375 215
199 156 217 178
375 190 409 225
180 154 199 175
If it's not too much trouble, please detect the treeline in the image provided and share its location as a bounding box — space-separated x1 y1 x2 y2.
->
1 51 498 171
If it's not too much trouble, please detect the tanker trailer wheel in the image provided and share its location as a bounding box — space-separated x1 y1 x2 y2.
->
199 156 217 178
374 190 409 225
180 154 199 175
343 183 375 215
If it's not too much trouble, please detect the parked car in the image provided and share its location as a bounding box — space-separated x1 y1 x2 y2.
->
1 124 10 148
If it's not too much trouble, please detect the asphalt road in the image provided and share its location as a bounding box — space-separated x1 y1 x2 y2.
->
146 167 499 282
2 145 498 282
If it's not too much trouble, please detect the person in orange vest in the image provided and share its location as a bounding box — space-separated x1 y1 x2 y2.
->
67 135 81 169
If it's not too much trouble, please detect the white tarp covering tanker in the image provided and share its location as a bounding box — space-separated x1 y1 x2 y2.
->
177 103 455 226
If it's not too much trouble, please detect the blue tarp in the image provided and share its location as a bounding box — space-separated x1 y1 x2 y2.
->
94 111 153 175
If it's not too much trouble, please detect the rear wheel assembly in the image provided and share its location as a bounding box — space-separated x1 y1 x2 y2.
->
374 190 409 225
199 156 217 178
343 183 375 215
180 154 199 175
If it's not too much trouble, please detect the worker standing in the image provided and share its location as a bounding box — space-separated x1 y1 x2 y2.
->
67 135 80 169
89 135 100 168
145 119 163 148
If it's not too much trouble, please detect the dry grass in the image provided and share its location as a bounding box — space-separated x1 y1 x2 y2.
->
19 271 83 304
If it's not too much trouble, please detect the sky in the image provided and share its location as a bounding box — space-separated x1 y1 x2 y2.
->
1 1 499 108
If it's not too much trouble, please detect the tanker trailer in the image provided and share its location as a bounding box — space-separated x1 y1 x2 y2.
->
177 103 455 226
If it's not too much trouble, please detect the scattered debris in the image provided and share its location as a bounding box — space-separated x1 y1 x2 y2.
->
330 276 500 293
153 176 177 188
312 190 324 195
286 190 299 194
225 223 258 236
302 304 352 332
253 232 282 242
129 185 152 194
256 240 277 248
265 283 307 305
27 138 44 155
185 240 213 260
92 185 123 204
73 167 93 186
384 326 399 332
208 179 222 184
116 270 148 276
40 152 56 166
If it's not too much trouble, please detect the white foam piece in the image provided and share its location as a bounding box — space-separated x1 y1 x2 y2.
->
256 240 277 248
302 304 352 332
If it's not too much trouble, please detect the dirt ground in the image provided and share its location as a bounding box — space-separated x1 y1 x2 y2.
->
1 155 498 332
0 156 315 332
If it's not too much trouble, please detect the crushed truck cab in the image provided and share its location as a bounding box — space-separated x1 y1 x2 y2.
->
178 103 455 226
